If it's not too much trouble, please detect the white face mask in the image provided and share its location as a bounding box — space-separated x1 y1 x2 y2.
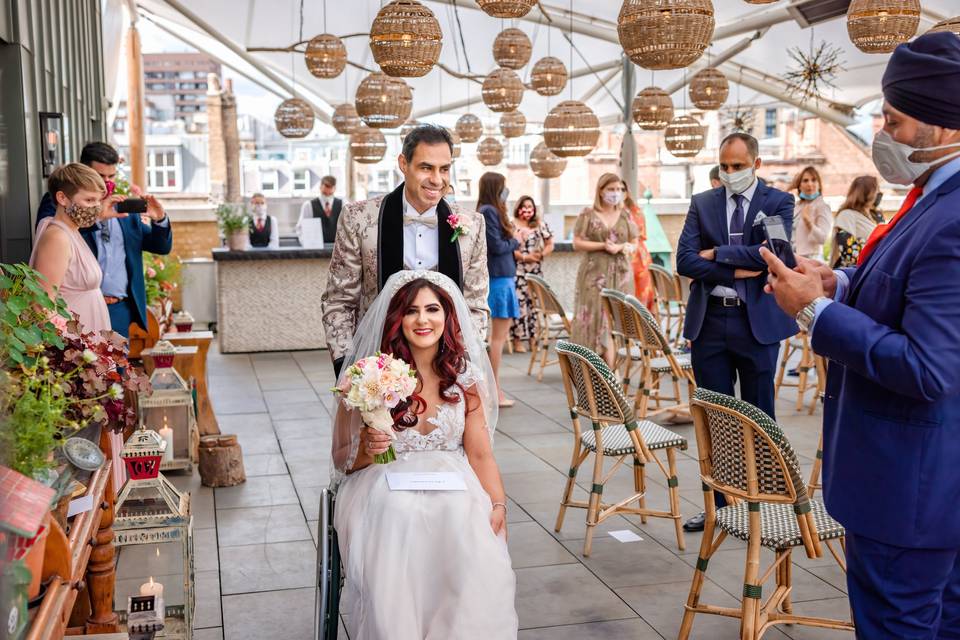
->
252 204 267 216
602 191 624 206
872 129 960 186
719 166 756 195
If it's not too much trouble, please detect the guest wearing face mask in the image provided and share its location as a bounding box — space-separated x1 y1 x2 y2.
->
248 192 279 249
477 172 521 407
510 195 554 354
829 176 881 268
571 173 638 367
791 166 832 261
676 133 797 532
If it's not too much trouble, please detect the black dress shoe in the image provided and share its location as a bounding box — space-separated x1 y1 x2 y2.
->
683 512 706 532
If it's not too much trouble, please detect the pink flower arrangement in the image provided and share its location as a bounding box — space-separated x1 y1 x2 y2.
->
447 212 469 243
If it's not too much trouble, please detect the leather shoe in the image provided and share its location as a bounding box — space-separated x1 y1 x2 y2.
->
683 511 706 532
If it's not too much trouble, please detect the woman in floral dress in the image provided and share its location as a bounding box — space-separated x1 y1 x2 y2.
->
624 188 656 311
510 196 554 353
571 173 638 366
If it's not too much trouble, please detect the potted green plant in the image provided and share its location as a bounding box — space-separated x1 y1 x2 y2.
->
216 202 250 251
143 253 182 307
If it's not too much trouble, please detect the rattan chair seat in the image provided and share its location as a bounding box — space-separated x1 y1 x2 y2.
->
715 500 845 550
580 421 687 456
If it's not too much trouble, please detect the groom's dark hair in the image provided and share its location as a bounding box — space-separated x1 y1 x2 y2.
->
402 124 454 163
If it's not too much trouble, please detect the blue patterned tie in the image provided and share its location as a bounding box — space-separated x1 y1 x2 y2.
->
730 194 747 300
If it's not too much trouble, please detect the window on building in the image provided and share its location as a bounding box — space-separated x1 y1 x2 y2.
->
764 108 777 138
146 148 180 192
260 170 279 193
293 169 309 192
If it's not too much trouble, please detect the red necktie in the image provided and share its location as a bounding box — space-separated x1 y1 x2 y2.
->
324 201 332 216
256 218 264 231
857 186 923 266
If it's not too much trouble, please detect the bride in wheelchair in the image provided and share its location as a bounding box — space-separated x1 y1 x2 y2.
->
328 270 518 639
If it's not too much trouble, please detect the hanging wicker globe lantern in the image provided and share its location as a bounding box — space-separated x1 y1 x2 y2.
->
543 100 600 158
445 127 462 159
689 68 729 110
400 119 421 142
477 137 503 166
530 56 568 96
664 115 706 158
304 34 347 79
499 111 526 138
455 113 483 143
350 125 388 164
632 87 674 130
743 0 778 3
493 28 532 70
274 98 314 138
927 16 960 37
618 0 715 70
529 141 567 179
369 0 443 77
332 103 361 135
847 0 920 54
355 72 413 128
482 68 524 113
475 0 536 18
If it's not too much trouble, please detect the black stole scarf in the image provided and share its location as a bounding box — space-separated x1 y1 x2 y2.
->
376 182 463 291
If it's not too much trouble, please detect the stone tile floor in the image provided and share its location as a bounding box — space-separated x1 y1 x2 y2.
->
133 346 853 639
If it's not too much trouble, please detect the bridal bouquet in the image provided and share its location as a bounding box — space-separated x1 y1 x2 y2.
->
336 353 417 464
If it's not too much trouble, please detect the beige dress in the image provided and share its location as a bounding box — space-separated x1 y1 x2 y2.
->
570 207 638 356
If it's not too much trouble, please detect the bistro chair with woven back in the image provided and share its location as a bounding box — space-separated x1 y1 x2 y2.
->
525 274 572 382
648 263 687 349
554 340 688 556
773 332 825 415
678 388 852 640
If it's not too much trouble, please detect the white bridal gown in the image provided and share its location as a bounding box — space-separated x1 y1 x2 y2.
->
335 369 519 639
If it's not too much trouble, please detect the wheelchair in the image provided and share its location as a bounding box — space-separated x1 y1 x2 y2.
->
315 488 344 640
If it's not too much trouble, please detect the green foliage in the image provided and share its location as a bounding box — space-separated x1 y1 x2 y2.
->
143 253 182 306
216 202 250 234
0 263 70 368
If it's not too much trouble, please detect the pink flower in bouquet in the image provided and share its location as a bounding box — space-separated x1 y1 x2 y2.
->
105 180 116 196
145 267 157 278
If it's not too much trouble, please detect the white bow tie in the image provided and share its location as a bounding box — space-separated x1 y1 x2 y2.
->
403 213 438 228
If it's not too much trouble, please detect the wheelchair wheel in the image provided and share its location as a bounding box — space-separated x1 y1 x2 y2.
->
315 488 343 640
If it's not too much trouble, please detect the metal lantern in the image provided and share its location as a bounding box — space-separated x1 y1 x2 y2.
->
529 141 567 179
482 68 524 113
499 110 527 138
689 68 729 110
332 103 361 135
369 0 443 77
304 34 347 79
530 56 568 96
355 72 413 128
927 16 960 37
664 114 706 158
273 98 314 138
401 119 421 142
455 113 483 142
632 86 674 130
847 0 920 54
475 0 536 18
493 28 532 70
139 340 199 472
445 127 462 158
618 0 715 70
477 137 504 166
113 425 194 640
543 100 600 158
350 125 388 163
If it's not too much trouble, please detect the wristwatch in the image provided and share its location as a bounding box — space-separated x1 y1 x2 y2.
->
795 296 827 333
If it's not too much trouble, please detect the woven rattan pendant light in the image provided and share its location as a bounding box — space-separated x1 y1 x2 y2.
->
689 68 729 110
350 125 388 163
274 98 315 139
743 0 778 3
927 16 960 37
664 115 706 158
618 0 715 70
499 111 527 138
632 87 674 130
476 0 536 18
482 68 525 112
455 113 483 142
445 127 462 159
477 137 504 166
493 28 532 69
529 141 567 179
543 100 600 157
847 0 921 54
355 72 413 128
332 103 361 135
369 0 443 77
530 56 568 96
400 119 421 141
305 34 347 79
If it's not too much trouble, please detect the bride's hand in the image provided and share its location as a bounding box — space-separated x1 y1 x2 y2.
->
362 427 392 456
490 506 507 538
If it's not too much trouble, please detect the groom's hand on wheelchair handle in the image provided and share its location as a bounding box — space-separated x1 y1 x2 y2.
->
362 427 392 456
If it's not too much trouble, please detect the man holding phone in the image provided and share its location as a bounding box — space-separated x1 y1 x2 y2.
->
36 142 173 339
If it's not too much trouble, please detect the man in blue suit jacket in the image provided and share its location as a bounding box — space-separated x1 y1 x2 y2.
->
762 32 960 639
37 142 173 338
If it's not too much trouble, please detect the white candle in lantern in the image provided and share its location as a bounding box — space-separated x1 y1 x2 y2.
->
139 576 164 598
159 416 174 462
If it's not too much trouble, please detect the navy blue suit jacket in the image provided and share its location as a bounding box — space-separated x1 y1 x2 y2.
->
677 181 797 344
37 193 173 331
812 170 960 549
480 204 519 278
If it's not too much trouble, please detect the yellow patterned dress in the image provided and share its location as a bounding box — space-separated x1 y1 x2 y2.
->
570 207 638 356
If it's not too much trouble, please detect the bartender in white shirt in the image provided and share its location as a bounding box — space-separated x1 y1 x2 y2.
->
248 192 279 249
296 175 343 244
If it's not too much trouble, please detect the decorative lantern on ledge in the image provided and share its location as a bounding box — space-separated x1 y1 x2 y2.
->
369 0 443 78
139 340 199 472
114 425 194 640
493 28 532 70
172 311 194 333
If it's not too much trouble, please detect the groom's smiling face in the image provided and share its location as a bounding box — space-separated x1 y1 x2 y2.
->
399 142 452 213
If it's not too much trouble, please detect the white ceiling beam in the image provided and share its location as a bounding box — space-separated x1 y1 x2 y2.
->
580 67 621 104
663 29 768 95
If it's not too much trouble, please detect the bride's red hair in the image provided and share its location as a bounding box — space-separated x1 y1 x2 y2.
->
380 279 467 429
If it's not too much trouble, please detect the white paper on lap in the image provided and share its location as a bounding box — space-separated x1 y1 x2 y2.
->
385 471 467 491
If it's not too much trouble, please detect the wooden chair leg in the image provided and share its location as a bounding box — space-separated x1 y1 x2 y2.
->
538 334 551 382
666 447 685 551
555 443 586 533
808 433 823 499
741 525 763 640
679 494 721 640
583 450 605 557
527 326 540 376
778 551 793 614
773 339 790 400
633 454 647 524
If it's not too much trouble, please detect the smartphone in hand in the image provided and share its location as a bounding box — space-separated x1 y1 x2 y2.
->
760 215 797 269
115 198 148 214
